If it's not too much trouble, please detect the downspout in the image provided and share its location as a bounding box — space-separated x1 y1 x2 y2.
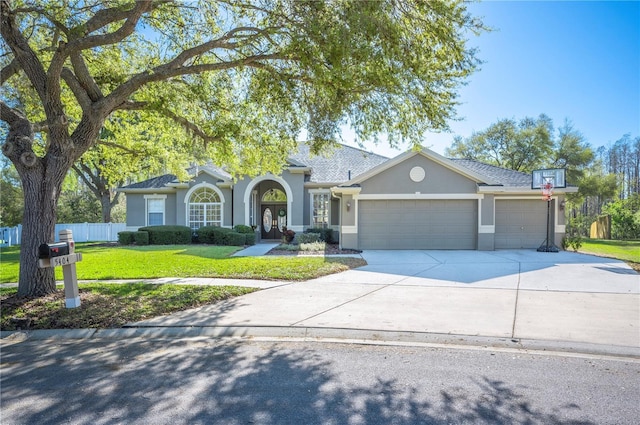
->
230 186 234 228
331 189 343 250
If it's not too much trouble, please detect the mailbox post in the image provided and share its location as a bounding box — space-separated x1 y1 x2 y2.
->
38 229 83 308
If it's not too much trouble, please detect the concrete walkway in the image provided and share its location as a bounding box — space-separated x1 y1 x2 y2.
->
126 249 640 357
231 242 280 257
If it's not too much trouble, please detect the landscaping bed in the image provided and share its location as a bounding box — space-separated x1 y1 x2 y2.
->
266 243 362 256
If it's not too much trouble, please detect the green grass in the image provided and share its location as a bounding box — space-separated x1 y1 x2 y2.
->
0 243 366 283
578 239 640 264
1 283 257 330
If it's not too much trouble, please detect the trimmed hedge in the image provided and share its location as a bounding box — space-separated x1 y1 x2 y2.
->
233 225 254 234
197 226 229 244
138 225 192 245
226 232 247 246
134 231 149 245
118 231 135 245
244 232 256 246
305 227 335 244
118 231 149 245
297 232 320 244
196 226 249 246
234 224 256 245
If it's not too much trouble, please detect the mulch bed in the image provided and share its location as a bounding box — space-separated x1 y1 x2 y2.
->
266 244 362 256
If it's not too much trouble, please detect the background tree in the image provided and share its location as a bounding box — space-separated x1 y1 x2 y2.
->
550 120 594 183
1 0 485 296
445 114 554 172
0 158 23 227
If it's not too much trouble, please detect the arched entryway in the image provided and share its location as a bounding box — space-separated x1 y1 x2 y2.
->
243 175 293 241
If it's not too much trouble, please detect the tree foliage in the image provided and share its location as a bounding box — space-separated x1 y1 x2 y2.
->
445 114 554 172
1 0 484 296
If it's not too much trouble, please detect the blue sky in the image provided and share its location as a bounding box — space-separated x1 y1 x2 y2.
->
348 0 640 158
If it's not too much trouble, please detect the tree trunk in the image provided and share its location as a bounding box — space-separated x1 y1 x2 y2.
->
100 191 112 223
17 166 65 297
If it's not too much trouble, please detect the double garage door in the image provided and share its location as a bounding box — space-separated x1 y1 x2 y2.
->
358 199 477 250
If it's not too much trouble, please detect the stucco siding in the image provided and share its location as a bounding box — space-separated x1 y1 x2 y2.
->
359 155 478 195
125 194 146 227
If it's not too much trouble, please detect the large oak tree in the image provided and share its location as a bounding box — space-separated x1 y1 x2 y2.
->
1 0 483 296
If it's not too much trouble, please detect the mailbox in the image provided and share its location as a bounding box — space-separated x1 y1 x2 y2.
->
38 242 70 259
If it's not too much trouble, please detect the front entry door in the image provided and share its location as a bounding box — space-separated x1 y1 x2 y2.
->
261 204 286 240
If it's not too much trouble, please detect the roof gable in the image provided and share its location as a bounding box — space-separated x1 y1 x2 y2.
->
342 148 498 187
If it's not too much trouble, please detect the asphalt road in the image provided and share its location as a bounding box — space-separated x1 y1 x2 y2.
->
1 337 639 425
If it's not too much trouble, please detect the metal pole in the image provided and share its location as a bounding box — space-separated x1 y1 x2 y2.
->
546 199 551 251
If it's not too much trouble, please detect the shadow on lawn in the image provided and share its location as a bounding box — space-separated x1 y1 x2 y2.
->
1 338 598 425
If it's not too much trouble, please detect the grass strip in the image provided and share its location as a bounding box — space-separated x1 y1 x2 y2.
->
1 283 257 331
0 244 366 283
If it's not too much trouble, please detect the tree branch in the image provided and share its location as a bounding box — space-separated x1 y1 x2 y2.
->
101 52 287 114
119 100 221 146
64 1 157 53
0 58 20 84
61 67 92 111
0 0 48 98
70 52 103 102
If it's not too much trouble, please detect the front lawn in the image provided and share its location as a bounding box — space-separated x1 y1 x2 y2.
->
0 283 257 331
0 243 366 283
578 239 640 270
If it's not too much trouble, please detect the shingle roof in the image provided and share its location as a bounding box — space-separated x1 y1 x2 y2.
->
121 173 177 189
121 146 536 190
451 159 532 187
288 143 389 183
120 163 232 190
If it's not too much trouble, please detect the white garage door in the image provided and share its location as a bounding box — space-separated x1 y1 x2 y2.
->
495 200 551 249
358 200 477 250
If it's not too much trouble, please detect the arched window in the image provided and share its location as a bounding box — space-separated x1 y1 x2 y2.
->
262 188 287 202
188 186 221 230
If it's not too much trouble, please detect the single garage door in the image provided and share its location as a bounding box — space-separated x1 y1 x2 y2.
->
358 199 477 249
495 200 551 249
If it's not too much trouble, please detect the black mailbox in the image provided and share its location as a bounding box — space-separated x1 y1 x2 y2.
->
38 242 70 259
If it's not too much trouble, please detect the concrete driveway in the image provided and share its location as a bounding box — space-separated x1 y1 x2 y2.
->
132 250 640 354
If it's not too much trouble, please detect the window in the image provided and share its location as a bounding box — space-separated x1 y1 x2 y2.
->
311 191 330 228
188 186 222 230
145 196 166 226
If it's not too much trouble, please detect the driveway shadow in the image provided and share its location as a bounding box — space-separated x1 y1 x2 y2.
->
350 250 639 293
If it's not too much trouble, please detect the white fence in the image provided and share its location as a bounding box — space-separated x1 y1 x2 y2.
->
0 223 126 247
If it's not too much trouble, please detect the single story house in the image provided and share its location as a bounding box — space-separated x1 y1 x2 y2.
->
118 143 577 250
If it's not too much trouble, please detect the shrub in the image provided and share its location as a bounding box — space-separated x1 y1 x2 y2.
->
197 226 230 244
297 232 320 244
226 232 247 246
244 232 256 246
196 226 247 246
138 225 192 245
133 231 149 246
118 231 135 245
305 227 334 243
233 225 254 234
299 241 326 251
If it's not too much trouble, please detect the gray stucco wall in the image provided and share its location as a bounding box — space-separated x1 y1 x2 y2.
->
359 155 478 195
481 194 494 226
125 194 146 227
